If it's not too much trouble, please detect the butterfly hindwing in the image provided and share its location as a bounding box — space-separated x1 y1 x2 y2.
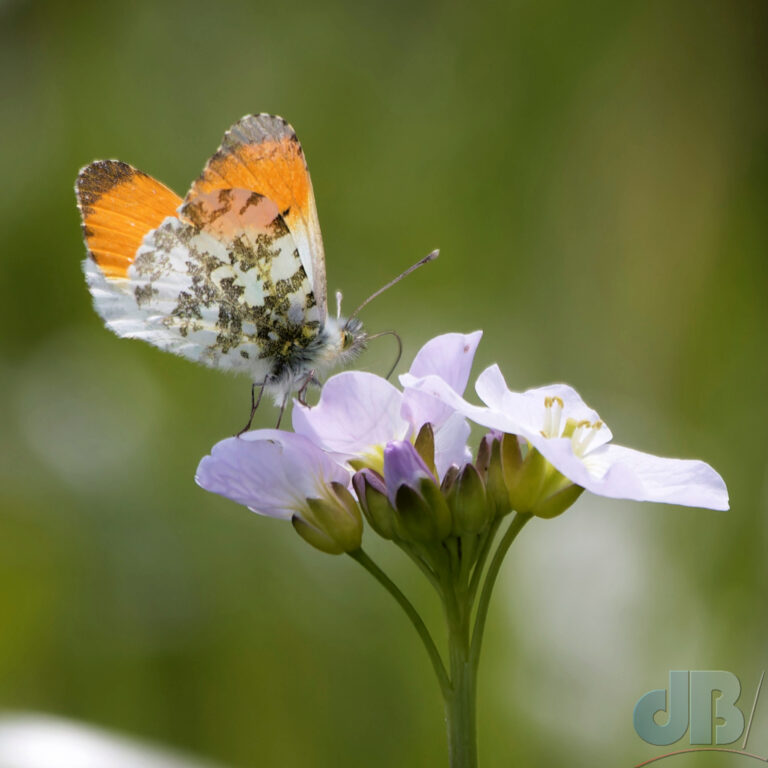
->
185 114 328 318
84 188 322 378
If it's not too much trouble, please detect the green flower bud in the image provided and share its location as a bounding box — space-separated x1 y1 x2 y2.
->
449 463 490 535
354 470 398 540
418 476 453 541
391 475 452 544
292 482 363 554
441 464 460 494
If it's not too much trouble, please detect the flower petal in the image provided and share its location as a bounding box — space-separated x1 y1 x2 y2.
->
383 440 433 506
583 443 729 510
400 371 495 429
433 411 472 479
196 430 350 519
292 371 408 455
404 331 482 395
524 435 729 510
475 368 613 447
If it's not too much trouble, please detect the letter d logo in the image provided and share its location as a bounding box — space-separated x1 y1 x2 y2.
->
634 671 689 746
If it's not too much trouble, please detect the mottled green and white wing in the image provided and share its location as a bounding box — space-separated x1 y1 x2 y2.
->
84 188 322 378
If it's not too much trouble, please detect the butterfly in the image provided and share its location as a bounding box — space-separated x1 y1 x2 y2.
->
76 113 436 428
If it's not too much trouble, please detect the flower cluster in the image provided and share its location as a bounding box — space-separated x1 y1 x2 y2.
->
196 332 728 557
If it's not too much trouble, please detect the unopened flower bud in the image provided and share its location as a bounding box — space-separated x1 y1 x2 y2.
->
353 469 398 540
292 481 363 554
441 465 460 494
475 430 502 482
449 463 490 535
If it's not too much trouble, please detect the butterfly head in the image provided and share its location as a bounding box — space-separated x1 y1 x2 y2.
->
341 315 366 351
320 313 367 369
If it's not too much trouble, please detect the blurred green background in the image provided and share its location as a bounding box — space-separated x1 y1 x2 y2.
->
1 0 766 765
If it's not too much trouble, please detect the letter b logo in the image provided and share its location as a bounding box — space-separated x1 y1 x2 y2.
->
634 671 744 746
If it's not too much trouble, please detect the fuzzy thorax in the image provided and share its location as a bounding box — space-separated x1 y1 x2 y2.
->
262 315 367 404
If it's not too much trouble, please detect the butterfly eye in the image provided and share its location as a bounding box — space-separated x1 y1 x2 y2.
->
341 330 351 349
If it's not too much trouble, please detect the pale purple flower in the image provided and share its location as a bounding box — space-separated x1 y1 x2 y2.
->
402 364 729 510
293 332 482 478
195 430 350 519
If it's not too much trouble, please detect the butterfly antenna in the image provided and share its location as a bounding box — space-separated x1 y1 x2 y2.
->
367 330 403 380
347 249 439 323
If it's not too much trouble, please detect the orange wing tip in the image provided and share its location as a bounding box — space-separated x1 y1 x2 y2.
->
76 160 182 279
184 114 310 212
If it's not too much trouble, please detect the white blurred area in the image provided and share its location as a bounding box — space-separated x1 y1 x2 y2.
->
0 714 225 768
12 326 164 490
498 497 707 750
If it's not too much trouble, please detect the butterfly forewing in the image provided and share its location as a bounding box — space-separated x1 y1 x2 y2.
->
84 187 322 378
77 161 182 278
185 114 327 317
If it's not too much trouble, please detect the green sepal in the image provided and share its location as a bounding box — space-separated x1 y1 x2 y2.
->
297 491 363 554
485 436 512 517
504 440 548 514
291 515 345 555
531 483 584 519
414 423 438 477
501 432 523 477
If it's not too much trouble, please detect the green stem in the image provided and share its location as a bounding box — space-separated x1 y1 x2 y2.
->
396 541 442 594
467 518 501 606
444 579 477 768
469 513 532 674
349 548 451 698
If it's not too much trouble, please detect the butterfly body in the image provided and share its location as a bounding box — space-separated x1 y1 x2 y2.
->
77 115 367 404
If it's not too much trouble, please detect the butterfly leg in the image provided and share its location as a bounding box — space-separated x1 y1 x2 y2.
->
237 381 266 437
296 369 319 407
275 393 289 429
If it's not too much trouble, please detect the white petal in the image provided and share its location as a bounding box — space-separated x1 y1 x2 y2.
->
433 412 472 479
526 435 729 510
292 371 408 454
473 364 509 411
584 443 729 510
400 373 499 430
476 371 613 447
403 331 482 395
196 431 349 518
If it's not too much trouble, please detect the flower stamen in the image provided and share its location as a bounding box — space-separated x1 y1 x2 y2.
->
570 419 603 457
542 396 564 438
